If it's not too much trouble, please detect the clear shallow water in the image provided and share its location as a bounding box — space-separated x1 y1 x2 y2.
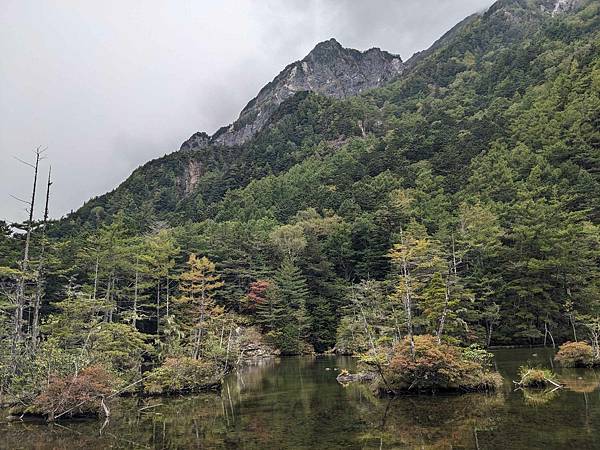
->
2 349 600 449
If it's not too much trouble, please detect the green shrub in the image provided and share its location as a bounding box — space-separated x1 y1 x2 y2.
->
379 335 502 394
554 341 595 367
462 344 495 366
143 357 223 395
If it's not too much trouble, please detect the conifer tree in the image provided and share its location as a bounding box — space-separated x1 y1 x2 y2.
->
140 229 179 334
175 254 224 359
257 257 310 353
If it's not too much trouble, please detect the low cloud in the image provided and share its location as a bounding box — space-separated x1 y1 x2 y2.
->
0 0 494 222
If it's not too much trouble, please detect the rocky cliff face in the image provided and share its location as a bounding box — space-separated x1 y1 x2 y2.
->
181 38 404 151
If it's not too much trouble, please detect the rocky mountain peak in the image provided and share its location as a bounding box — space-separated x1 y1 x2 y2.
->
181 39 404 151
179 131 210 151
306 38 344 61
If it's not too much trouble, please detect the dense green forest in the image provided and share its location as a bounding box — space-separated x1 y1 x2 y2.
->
1 0 599 405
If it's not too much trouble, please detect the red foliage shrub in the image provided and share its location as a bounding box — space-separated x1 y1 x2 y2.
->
244 280 270 312
33 365 115 420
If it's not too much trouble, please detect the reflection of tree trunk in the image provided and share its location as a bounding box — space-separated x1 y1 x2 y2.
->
377 398 393 446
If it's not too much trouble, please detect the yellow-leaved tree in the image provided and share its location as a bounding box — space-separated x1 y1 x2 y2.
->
175 254 224 359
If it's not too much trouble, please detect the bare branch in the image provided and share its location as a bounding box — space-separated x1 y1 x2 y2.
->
13 156 35 169
9 194 29 205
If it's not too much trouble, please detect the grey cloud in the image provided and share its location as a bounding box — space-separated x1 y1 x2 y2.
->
0 0 495 223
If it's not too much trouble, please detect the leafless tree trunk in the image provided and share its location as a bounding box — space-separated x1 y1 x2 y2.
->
486 321 493 347
194 287 206 359
133 256 139 329
224 324 233 369
12 147 44 354
590 325 600 360
31 167 52 348
92 254 99 300
156 279 161 335
437 237 458 344
544 321 556 349
437 283 450 345
165 273 170 318
354 285 375 352
398 227 415 358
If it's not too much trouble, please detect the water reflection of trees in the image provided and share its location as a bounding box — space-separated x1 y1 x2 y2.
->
343 383 505 448
515 369 600 408
1 393 232 449
560 369 600 394
10 358 600 449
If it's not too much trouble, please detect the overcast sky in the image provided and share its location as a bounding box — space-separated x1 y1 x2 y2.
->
0 0 495 223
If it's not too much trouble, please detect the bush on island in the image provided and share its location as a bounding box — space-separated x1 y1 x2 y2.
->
375 334 503 394
143 357 223 395
554 341 595 367
12 365 116 420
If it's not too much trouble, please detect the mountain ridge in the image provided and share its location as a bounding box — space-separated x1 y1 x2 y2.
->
180 38 404 150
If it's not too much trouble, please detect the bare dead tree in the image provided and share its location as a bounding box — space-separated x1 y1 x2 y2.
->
12 147 46 354
398 227 415 358
31 166 52 348
133 255 139 329
437 233 458 344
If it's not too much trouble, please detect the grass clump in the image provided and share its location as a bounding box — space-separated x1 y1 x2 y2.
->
554 341 595 367
516 366 560 388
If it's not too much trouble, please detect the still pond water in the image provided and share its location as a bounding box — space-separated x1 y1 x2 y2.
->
2 348 600 449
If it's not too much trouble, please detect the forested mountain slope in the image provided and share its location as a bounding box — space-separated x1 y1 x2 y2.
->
2 0 599 383
60 0 598 232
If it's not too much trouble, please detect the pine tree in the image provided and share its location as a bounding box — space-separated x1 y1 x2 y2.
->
274 258 309 337
257 258 310 353
140 228 179 334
